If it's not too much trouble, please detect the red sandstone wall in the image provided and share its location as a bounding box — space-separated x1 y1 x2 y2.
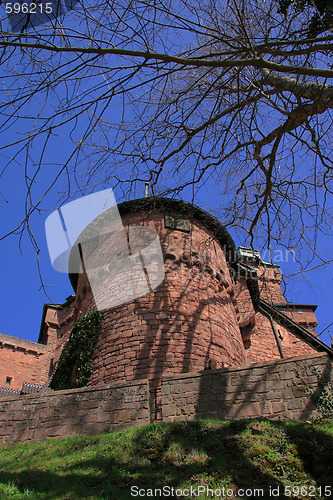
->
255 264 286 304
0 302 76 392
233 278 256 329
244 312 320 364
0 353 331 444
51 208 323 386
69 210 247 385
37 301 76 381
279 307 318 336
0 202 324 394
46 206 323 388
0 379 149 444
232 269 320 365
0 334 51 391
162 352 333 422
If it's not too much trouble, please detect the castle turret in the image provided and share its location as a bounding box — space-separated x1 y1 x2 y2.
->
1 197 330 403
66 197 247 385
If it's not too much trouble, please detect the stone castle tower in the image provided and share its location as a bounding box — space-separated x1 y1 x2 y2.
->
0 197 330 394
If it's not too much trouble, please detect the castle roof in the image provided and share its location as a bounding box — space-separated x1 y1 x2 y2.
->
68 197 236 291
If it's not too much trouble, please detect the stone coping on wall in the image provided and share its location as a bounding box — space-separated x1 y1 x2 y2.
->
0 378 149 403
0 332 48 354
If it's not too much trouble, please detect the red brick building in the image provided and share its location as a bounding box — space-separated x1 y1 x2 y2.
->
1 197 331 394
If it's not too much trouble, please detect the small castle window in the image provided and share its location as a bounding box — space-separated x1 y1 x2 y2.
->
5 377 12 386
165 212 190 232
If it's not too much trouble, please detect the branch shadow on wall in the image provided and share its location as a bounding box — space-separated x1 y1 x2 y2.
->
192 351 332 422
131 229 242 384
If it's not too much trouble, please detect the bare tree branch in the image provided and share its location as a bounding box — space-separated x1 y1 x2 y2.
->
0 0 332 282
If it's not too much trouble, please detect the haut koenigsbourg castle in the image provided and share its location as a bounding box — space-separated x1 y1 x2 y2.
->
0 198 332 443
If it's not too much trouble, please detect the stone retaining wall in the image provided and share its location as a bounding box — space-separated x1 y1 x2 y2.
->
162 352 332 422
0 353 332 444
0 380 149 444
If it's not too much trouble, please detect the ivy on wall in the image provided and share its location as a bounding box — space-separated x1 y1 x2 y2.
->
308 366 333 419
293 366 333 419
51 310 103 390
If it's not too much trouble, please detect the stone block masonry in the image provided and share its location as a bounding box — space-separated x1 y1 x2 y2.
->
0 333 53 391
0 353 332 444
3 199 327 397
0 380 149 444
162 352 332 422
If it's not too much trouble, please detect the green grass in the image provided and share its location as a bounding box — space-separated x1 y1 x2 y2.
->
0 419 332 499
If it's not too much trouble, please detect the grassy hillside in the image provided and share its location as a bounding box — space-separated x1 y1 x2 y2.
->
0 419 332 499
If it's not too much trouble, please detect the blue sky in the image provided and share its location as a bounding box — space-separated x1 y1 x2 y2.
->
1 170 332 348
0 98 332 348
0 1 332 350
